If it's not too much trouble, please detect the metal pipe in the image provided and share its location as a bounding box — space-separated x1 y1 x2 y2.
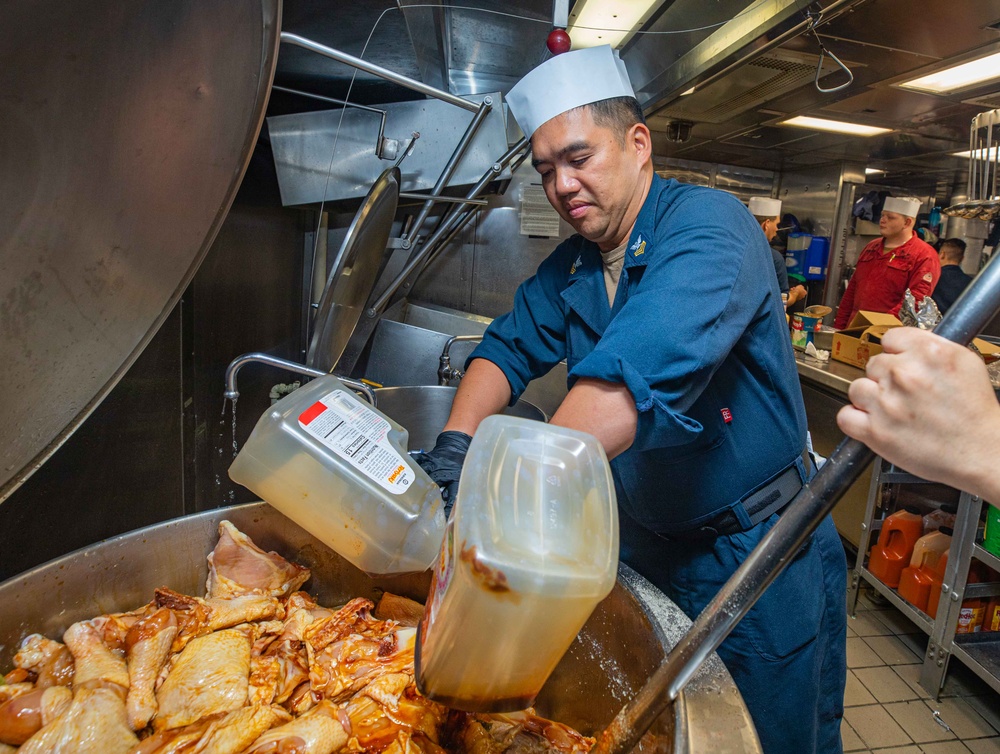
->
280 32 479 114
399 192 488 206
592 250 1000 754
369 138 529 314
438 335 483 385
405 98 493 242
224 352 376 407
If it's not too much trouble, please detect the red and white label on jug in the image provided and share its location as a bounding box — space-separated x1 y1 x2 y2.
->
298 389 415 495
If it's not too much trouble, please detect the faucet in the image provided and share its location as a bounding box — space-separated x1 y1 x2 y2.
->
224 352 377 407
437 335 483 385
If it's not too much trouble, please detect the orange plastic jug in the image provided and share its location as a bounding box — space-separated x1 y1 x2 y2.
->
869 507 924 588
898 529 951 612
926 550 949 620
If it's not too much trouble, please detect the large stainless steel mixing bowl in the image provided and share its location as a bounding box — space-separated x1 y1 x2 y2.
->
374 385 547 451
0 503 759 753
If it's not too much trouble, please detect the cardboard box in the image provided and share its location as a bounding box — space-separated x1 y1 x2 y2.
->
832 310 1000 369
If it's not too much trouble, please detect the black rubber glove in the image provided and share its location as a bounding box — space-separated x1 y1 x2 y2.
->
413 430 472 515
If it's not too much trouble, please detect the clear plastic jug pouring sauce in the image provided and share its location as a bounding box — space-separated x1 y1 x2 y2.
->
229 375 445 575
415 415 619 712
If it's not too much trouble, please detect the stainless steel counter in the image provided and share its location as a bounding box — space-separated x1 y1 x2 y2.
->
794 351 872 549
794 351 865 397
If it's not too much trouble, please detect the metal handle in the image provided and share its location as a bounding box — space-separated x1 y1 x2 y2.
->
593 251 1000 754
224 352 376 407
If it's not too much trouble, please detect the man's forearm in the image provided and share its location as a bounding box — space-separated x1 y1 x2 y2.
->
442 358 513 436
551 378 638 460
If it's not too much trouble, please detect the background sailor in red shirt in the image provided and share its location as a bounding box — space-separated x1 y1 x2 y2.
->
833 196 940 329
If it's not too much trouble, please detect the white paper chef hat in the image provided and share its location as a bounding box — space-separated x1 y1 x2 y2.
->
505 45 636 139
882 196 921 217
748 197 782 217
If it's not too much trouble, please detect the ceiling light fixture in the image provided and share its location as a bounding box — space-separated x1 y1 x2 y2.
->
567 0 670 50
953 146 1000 160
900 50 1000 94
865 168 885 175
779 116 891 137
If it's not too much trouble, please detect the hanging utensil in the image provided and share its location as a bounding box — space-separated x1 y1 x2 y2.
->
592 249 1000 754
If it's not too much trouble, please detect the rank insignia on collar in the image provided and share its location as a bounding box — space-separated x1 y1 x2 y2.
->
632 238 646 256
570 255 582 275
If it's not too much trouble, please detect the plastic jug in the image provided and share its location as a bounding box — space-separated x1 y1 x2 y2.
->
922 504 957 533
229 374 445 575
926 550 949 619
869 507 924 588
415 415 619 712
898 528 951 612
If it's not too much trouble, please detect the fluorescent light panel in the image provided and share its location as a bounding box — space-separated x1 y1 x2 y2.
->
900 50 1000 94
567 0 667 49
865 168 885 175
780 116 891 137
953 146 1000 159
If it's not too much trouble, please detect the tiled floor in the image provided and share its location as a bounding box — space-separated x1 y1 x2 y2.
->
844 583 1000 753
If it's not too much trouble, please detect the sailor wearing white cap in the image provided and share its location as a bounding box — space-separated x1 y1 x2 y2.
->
748 197 807 310
833 195 940 329
414 45 846 754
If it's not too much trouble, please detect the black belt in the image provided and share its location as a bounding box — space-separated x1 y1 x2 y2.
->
658 460 806 541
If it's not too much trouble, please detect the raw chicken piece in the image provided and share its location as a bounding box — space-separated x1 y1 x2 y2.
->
18 687 138 754
63 620 130 691
0 682 33 705
309 625 416 703
154 628 251 731
341 676 448 753
130 712 227 753
125 607 179 730
452 711 595 754
374 593 425 628
206 521 310 600
14 634 74 688
154 588 282 651
188 704 292 753
243 699 347 754
0 685 74 745
0 744 16 753
305 599 416 702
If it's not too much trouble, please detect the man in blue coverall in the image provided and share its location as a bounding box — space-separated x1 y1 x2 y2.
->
415 45 846 754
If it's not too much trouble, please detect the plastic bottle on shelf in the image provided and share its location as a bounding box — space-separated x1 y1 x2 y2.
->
922 503 957 533
869 506 924 588
898 528 952 612
229 374 445 575
415 415 619 712
984 505 1000 557
985 597 1000 632
955 563 993 634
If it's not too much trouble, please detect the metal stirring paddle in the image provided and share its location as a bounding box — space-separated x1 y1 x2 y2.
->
592 250 1000 754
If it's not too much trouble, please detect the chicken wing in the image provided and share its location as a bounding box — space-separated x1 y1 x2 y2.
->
13 634 74 688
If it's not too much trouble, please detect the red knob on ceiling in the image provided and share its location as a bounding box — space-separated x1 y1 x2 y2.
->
547 28 572 55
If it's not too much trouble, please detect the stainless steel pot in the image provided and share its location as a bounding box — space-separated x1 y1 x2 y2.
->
374 385 547 451
0 504 759 753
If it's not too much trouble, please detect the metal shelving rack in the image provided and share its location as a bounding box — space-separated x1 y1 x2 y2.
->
848 457 1000 696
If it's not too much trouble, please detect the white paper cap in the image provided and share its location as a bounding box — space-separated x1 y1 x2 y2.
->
748 197 782 217
882 196 921 217
506 45 635 138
